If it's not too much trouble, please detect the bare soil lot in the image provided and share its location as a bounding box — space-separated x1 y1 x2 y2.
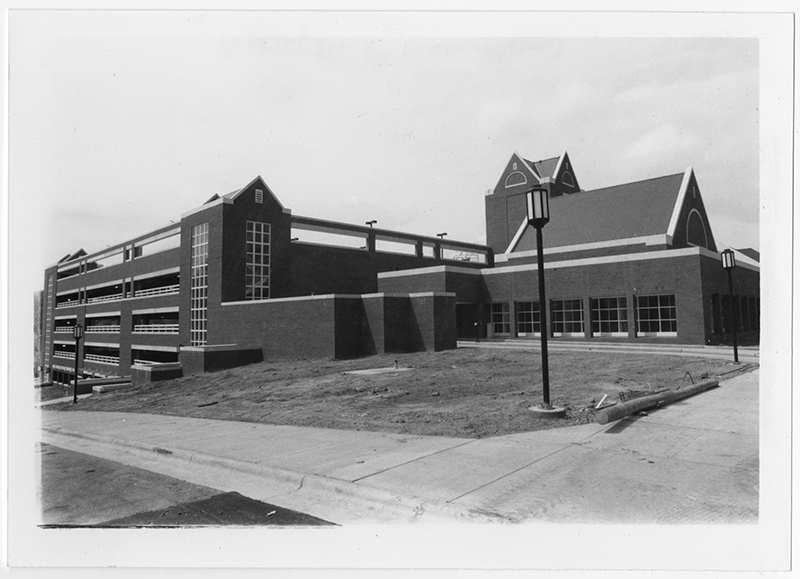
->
47 348 745 438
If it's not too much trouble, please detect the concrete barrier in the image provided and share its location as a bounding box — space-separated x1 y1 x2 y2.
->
130 363 183 386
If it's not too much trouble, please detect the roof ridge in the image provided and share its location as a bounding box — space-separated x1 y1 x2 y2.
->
574 172 685 196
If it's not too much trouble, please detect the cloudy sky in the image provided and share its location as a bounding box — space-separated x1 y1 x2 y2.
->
8 10 778 296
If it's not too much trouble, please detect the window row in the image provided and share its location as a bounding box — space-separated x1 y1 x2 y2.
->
490 295 677 338
710 294 760 335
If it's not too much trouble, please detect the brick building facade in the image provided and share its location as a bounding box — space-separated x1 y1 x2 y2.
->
39 151 759 384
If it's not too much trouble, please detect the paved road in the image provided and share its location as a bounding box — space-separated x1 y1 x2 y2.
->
41 367 759 525
38 443 333 526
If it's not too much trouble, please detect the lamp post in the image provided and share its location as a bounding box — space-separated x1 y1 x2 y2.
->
72 323 84 403
526 187 553 408
720 249 739 363
366 220 377 228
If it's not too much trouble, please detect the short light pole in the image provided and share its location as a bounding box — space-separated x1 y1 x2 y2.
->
72 323 84 403
436 232 447 239
366 220 377 228
527 187 552 408
721 249 739 363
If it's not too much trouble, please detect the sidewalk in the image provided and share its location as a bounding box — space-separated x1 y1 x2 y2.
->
40 369 759 525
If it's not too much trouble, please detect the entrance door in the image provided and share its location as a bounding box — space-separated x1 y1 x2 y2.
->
456 303 485 340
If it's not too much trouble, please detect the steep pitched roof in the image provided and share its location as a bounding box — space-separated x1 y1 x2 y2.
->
204 188 241 205
513 172 685 251
736 248 760 262
524 156 560 180
59 249 87 264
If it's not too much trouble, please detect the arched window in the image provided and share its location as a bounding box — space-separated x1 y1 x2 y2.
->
561 172 575 188
505 171 528 188
686 209 709 248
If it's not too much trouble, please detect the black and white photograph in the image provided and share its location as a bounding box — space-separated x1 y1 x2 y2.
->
4 4 794 574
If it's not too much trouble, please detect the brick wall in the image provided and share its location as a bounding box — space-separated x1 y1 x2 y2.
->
180 203 225 348
699 254 760 345
289 243 486 297
212 292 457 362
377 251 749 345
410 293 457 351
212 296 341 359
482 253 713 344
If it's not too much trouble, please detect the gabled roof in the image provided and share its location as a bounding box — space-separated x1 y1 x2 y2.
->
736 248 760 262
524 156 560 180
204 188 241 205
59 249 87 264
200 176 285 209
513 172 685 251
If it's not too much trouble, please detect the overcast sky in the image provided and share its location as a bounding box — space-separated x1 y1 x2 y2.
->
10 11 766 292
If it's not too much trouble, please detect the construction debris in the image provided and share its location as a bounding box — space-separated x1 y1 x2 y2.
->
595 378 719 425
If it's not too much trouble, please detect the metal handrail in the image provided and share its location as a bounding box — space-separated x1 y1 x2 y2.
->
87 293 123 304
84 354 119 365
134 285 180 298
132 324 179 333
86 325 121 333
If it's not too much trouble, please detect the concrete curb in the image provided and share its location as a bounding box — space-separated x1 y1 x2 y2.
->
41 425 509 525
35 394 92 408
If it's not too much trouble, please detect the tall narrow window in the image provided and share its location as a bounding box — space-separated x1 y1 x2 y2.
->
740 296 751 332
190 223 209 346
490 303 511 335
255 189 264 204
635 294 677 337
246 221 271 300
516 301 540 336
749 297 759 333
711 293 722 335
44 274 54 364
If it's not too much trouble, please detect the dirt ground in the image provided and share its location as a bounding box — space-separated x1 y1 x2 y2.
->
46 348 746 438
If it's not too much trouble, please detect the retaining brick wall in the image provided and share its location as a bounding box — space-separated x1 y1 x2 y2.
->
211 292 457 361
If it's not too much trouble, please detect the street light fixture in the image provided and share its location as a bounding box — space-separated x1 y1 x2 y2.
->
436 232 447 239
366 220 377 228
720 249 739 363
526 186 555 411
72 323 84 403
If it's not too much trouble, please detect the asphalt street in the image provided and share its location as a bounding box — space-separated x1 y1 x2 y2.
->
38 442 333 527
